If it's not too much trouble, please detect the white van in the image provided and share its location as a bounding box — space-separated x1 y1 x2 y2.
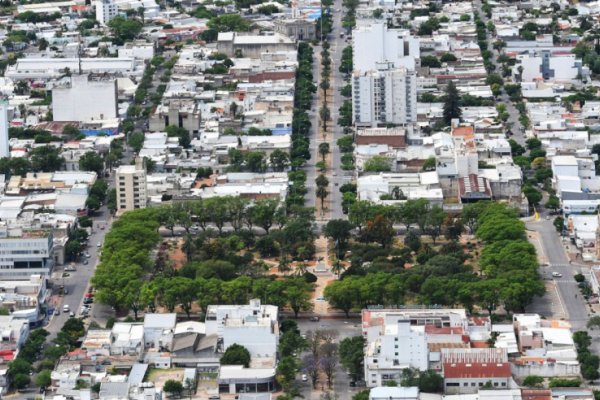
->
63 304 70 312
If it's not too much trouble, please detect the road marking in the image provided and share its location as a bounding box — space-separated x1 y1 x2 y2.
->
554 283 568 319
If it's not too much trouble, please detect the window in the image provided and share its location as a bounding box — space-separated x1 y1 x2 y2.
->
446 383 459 387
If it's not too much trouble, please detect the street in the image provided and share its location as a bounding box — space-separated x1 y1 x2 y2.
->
295 318 363 400
526 218 590 330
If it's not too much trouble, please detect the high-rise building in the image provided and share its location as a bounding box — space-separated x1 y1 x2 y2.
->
95 0 118 25
352 23 419 73
116 157 147 212
0 101 9 158
352 63 417 127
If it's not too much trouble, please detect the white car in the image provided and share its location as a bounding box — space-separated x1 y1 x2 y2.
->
301 374 308 382
552 272 563 278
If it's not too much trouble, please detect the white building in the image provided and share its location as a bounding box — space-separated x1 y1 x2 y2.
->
205 299 279 365
365 321 428 387
52 75 118 123
362 308 469 388
0 102 9 158
95 0 118 25
116 157 147 212
5 57 143 80
143 313 176 350
352 23 419 72
515 52 584 83
352 64 417 127
0 227 53 280
369 387 419 400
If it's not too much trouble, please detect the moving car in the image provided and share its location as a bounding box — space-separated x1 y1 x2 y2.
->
552 272 563 278
301 374 308 382
63 304 70 312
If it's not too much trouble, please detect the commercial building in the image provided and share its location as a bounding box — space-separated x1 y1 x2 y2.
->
352 64 417 127
52 74 118 123
273 19 316 41
0 227 54 280
217 32 296 58
116 157 148 212
442 348 511 394
95 0 118 25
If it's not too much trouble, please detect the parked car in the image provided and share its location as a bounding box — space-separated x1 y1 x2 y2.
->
83 260 89 265
310 316 320 322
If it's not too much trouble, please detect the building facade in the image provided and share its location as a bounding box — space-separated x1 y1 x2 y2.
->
95 0 118 25
116 157 147 212
0 227 54 280
352 65 417 127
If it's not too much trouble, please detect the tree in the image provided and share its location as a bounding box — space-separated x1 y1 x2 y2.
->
319 142 330 162
440 53 457 62
302 354 320 388
364 156 391 172
285 278 313 318
422 156 436 171
36 369 52 389
587 316 600 330
8 358 32 377
207 14 251 32
337 135 354 152
320 356 338 387
324 278 357 317
363 215 395 248
320 105 331 131
166 125 191 148
79 151 104 175
29 145 65 171
339 336 365 381
276 356 298 394
107 16 143 41
163 380 184 397
323 219 354 252
251 199 279 233
421 55 441 68
221 343 251 367
443 81 461 124
62 124 81 138
13 373 31 390
545 194 560 211
523 375 544 388
246 151 267 172
316 185 329 212
269 149 289 172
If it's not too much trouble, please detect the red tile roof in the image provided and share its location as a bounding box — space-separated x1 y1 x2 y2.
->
443 362 511 379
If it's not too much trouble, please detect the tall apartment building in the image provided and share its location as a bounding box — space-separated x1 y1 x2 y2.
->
0 227 54 280
116 157 147 212
95 0 118 25
352 64 417 127
353 23 419 72
0 102 9 158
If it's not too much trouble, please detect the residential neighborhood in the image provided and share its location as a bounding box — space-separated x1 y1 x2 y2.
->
0 0 599 399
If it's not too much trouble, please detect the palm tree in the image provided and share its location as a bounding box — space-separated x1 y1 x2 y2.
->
320 105 331 131
331 258 345 277
318 142 330 162
316 185 329 213
278 254 291 275
295 262 308 276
